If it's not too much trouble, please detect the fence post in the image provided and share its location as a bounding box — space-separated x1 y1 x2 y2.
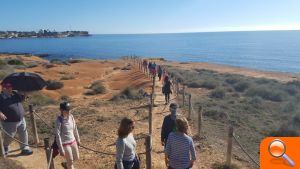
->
0 130 5 158
29 105 39 144
188 94 192 120
182 85 185 107
145 135 152 169
149 94 153 135
198 106 202 137
226 126 234 166
44 138 54 169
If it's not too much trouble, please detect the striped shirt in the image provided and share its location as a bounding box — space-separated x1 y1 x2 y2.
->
165 132 196 169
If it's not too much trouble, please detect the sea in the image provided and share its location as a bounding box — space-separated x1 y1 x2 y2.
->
1 31 300 73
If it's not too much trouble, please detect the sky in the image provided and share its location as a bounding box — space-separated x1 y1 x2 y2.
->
1 0 300 34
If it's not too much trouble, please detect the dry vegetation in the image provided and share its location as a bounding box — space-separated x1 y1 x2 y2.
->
166 65 300 167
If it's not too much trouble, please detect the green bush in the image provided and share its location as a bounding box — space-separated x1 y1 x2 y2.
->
187 81 202 88
225 77 240 85
85 81 106 95
111 87 142 101
204 109 227 121
200 80 218 89
284 84 300 96
46 80 64 90
234 82 250 92
60 75 75 80
7 59 24 65
25 92 56 107
0 59 6 68
287 81 300 88
246 86 285 102
210 88 226 99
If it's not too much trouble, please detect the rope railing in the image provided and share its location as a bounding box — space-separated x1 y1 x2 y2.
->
0 127 44 148
233 134 260 167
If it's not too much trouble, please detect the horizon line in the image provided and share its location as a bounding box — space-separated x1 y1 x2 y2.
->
90 29 300 35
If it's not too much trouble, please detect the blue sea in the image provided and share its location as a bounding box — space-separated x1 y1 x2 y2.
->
1 31 300 73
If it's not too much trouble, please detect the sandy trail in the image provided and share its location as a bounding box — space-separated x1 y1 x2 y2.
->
151 75 199 169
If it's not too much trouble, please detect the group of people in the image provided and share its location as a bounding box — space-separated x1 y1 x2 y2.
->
116 103 196 169
141 59 173 105
0 82 81 169
0 76 196 169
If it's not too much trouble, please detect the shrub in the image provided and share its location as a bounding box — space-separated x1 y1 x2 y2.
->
60 75 75 80
210 88 226 99
113 67 121 70
187 81 202 88
246 86 285 102
121 64 132 70
85 81 106 95
26 62 39 68
287 81 300 88
26 92 56 107
204 109 227 121
200 80 218 89
43 63 56 69
0 59 6 68
285 84 300 96
7 59 24 65
111 87 142 101
68 59 84 64
249 96 263 107
46 80 64 90
225 77 240 85
212 162 240 169
234 82 250 92
268 130 299 137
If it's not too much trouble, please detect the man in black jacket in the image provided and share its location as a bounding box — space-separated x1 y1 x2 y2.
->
0 82 33 156
161 103 178 147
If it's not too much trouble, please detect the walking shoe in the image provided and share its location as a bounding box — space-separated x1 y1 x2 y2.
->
20 149 33 155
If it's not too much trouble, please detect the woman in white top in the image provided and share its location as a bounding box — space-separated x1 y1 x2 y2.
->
55 102 80 169
115 117 140 169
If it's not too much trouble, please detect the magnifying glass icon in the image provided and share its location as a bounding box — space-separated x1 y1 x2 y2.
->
268 139 295 167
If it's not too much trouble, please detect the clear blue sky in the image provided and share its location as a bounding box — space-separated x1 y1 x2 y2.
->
1 0 300 34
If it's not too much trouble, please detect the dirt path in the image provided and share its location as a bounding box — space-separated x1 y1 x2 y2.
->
151 77 199 169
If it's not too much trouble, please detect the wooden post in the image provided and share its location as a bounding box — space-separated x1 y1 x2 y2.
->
182 85 185 107
149 95 153 135
29 105 39 144
145 135 152 169
198 106 202 137
226 126 234 166
0 130 5 158
188 94 192 120
44 138 54 169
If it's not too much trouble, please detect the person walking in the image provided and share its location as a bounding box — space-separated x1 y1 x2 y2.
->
165 117 196 169
161 103 179 147
0 82 33 156
162 76 172 104
115 117 140 169
55 102 80 169
158 66 163 81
